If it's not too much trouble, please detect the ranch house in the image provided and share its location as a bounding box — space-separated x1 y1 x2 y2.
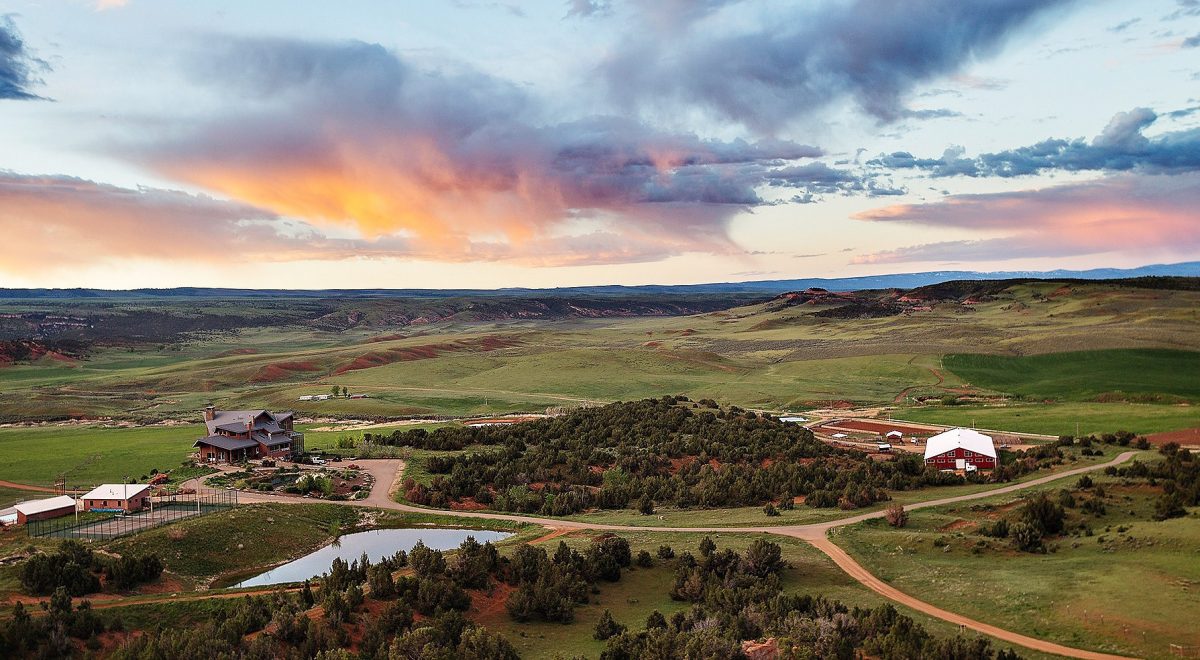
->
193 407 305 463
81 484 151 513
924 428 997 471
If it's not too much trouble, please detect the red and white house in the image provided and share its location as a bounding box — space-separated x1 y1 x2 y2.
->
924 428 997 471
81 484 151 513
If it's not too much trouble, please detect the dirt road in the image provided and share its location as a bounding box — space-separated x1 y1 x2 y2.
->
42 451 1141 658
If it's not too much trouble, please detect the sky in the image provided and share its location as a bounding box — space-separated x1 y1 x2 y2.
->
0 0 1198 289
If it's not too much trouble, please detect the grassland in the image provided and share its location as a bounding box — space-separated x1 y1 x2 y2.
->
487 529 1059 660
893 402 1199 436
834 470 1199 659
942 349 1200 401
3 280 1198 425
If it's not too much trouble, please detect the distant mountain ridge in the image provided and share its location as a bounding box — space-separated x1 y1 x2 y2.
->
2 261 1198 299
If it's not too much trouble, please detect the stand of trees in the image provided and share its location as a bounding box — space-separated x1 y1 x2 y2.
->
388 396 1029 516
601 537 1024 660
20 540 163 596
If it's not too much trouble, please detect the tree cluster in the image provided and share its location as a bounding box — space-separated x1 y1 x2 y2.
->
394 397 1013 516
601 537 1024 660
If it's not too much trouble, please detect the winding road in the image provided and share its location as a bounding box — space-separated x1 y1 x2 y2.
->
232 451 1141 659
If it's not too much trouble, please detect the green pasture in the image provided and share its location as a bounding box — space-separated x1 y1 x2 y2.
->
943 349 1200 402
893 402 1200 436
834 474 1200 659
0 424 203 486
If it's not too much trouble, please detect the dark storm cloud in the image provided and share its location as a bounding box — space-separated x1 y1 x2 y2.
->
1183 33 1200 47
602 0 1073 132
870 108 1200 177
0 16 49 101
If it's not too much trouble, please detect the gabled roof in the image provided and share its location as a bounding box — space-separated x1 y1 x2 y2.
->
194 435 259 451
253 431 293 447
924 428 996 459
205 409 294 435
14 495 77 516
81 484 151 501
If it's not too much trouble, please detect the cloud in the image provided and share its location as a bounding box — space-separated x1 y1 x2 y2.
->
851 173 1200 263
601 0 1073 132
0 171 740 273
564 0 610 18
1108 17 1140 32
871 108 1200 177
0 16 49 101
94 0 130 10
114 36 883 267
1184 33 1200 47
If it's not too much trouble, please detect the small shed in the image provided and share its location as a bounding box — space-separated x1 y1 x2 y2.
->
885 430 903 440
81 484 151 513
14 495 77 524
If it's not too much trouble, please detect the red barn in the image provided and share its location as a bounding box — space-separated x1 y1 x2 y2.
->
924 428 997 471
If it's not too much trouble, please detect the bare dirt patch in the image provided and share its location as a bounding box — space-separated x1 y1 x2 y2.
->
332 336 522 375
1146 427 1200 447
250 360 322 383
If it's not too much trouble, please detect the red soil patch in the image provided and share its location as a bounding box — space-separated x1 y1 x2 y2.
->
939 519 977 532
333 335 522 375
761 458 775 468
668 457 694 474
642 341 662 348
469 581 517 626
1048 285 1074 298
678 328 697 336
250 360 322 383
816 419 940 437
707 458 722 470
742 638 779 659
449 497 489 511
1146 427 1200 447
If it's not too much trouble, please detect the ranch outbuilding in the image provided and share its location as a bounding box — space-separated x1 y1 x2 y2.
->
924 428 997 471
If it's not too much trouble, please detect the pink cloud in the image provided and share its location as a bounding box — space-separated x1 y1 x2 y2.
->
851 173 1200 264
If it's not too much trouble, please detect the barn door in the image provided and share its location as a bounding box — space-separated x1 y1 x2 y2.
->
955 458 966 470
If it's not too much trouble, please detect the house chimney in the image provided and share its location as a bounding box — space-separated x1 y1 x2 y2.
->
204 405 215 422
246 419 254 436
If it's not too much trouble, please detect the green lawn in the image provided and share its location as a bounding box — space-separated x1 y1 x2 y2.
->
0 424 203 486
894 402 1199 436
834 472 1200 660
943 349 1200 401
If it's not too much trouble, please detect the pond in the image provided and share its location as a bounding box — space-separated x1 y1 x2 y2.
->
232 527 512 588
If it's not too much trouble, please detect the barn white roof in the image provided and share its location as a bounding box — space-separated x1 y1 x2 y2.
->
924 428 996 459
81 484 151 501
14 495 77 516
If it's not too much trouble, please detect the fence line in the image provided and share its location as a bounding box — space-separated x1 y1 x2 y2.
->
28 489 237 540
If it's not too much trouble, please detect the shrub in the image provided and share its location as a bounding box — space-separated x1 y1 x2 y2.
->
884 503 908 528
594 609 626 640
1011 521 1045 553
763 503 780 517
635 550 654 568
656 545 675 560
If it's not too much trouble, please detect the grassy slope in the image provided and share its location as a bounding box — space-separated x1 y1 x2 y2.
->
834 471 1199 660
0 424 203 486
